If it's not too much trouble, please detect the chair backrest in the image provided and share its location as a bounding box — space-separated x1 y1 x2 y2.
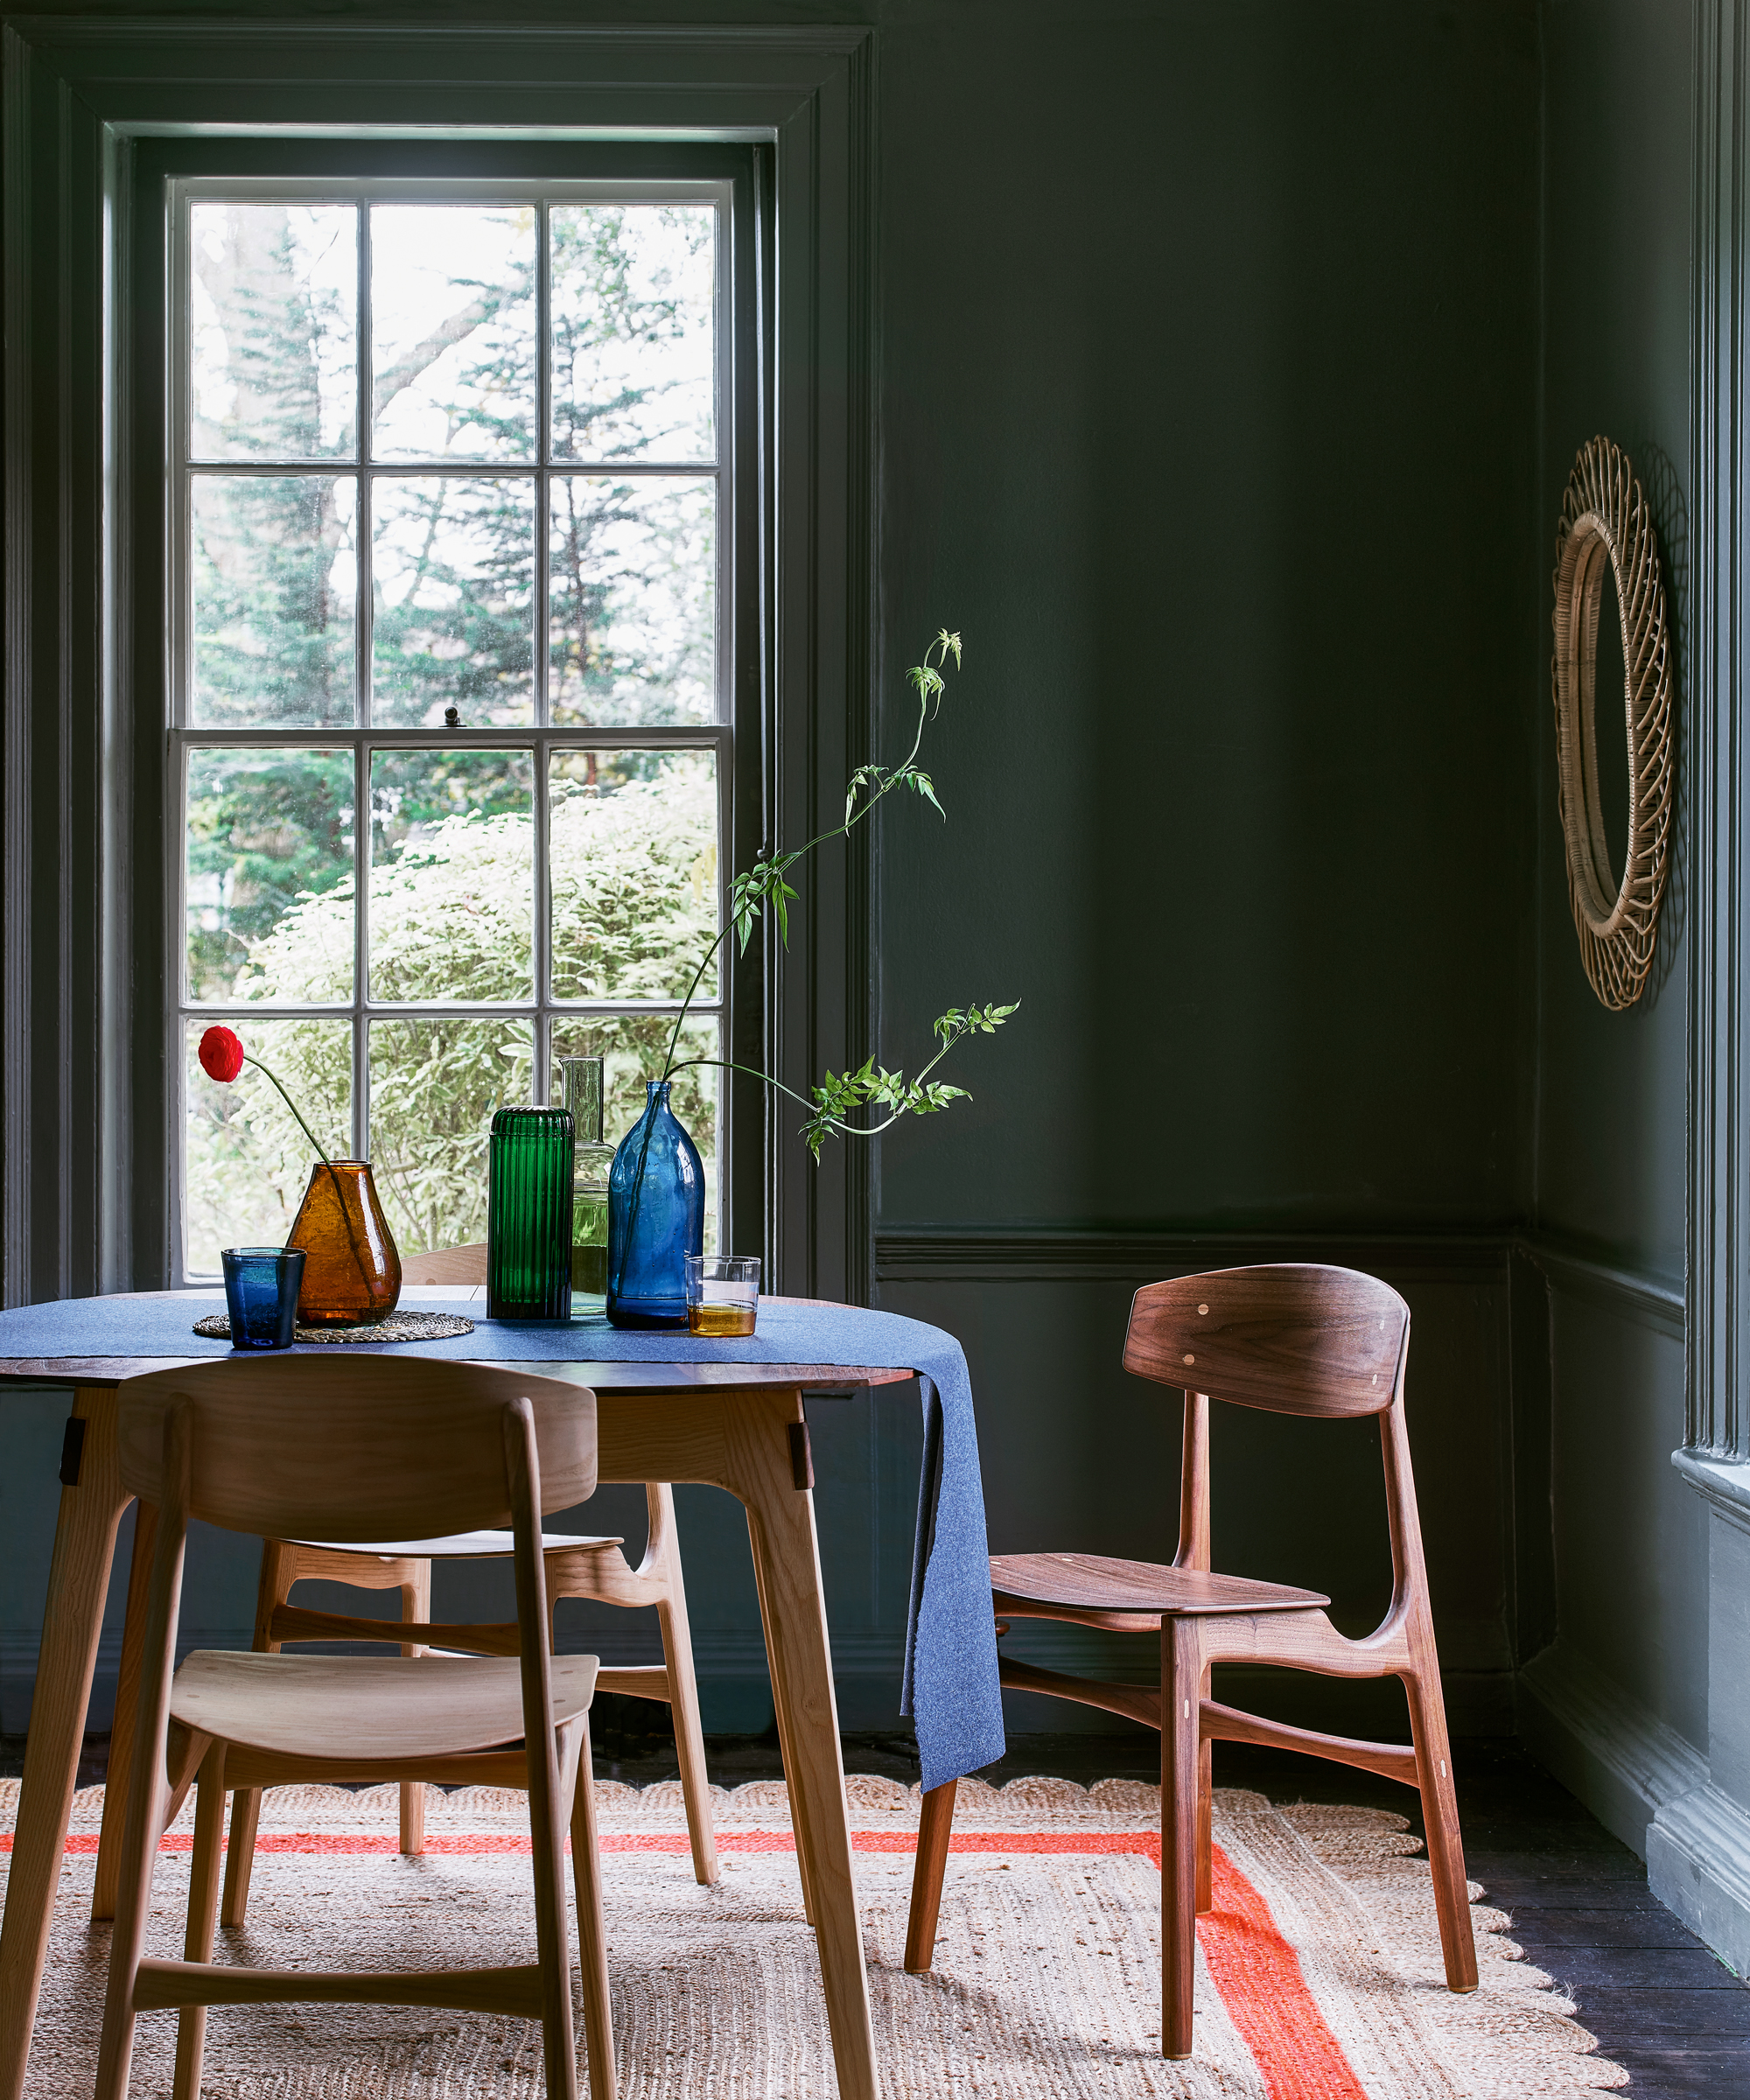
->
117 1355 596 1542
401 1244 488 1285
1124 1264 1408 1418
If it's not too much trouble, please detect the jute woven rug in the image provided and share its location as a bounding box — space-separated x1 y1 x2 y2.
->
2 1773 1627 2098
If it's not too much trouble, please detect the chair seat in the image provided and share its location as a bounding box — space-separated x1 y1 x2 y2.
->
170 1649 599 1759
990 1551 1328 1617
288 1530 623 1559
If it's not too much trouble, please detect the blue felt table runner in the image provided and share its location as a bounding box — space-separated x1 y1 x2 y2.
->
0 1292 1004 1792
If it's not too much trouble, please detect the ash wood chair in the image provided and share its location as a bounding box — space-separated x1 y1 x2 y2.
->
94 1354 617 2100
903 1263 1478 2061
219 1240 718 1922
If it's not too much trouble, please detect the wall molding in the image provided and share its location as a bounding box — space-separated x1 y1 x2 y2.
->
876 1227 1513 1288
1516 1639 1709 1858
1649 1784 1750 1979
875 1225 1684 1331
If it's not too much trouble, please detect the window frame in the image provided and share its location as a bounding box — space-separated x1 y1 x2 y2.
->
164 174 740 1281
0 22 874 1311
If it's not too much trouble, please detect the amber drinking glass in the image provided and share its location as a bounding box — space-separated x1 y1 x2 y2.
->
685 1254 760 1337
285 1160 402 1326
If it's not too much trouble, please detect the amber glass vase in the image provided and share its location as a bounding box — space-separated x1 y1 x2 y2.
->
285 1160 402 1326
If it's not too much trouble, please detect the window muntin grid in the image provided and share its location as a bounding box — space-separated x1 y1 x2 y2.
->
169 178 732 1281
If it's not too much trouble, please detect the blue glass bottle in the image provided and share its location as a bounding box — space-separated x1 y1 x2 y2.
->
606 1080 704 1329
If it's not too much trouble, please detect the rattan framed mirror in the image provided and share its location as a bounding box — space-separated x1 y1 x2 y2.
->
1550 436 1673 1010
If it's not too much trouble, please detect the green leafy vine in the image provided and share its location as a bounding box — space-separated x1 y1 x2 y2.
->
659 632 1018 1158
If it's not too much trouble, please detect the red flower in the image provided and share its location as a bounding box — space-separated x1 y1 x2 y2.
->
199 1026 245 1084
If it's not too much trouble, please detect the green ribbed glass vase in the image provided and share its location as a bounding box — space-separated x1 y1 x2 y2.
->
486 1108 575 1320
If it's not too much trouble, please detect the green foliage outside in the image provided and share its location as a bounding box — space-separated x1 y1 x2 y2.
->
186 761 719 1272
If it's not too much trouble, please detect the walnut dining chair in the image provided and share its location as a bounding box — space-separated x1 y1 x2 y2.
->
94 1354 616 2100
903 1263 1478 2061
220 1241 717 1925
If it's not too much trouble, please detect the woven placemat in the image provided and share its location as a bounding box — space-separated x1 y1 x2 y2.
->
192 1311 475 1345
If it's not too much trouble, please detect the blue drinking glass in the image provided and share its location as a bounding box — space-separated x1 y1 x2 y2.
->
220 1246 306 1350
606 1081 704 1329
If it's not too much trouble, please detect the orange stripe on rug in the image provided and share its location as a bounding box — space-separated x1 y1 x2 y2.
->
10 1821 1370 2097
1199 1839 1368 2100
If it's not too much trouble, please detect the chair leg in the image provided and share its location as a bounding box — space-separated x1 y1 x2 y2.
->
648 1488 718 1887
1403 1652 1479 1993
172 1743 228 2100
399 1561 432 1857
1194 1662 1214 1914
223 1538 296 1926
94 1726 197 2100
1161 1617 1201 2062
569 1716 618 2100
904 1780 957 1974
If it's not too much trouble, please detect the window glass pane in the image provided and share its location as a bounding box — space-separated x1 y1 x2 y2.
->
191 203 357 459
370 205 537 461
550 204 714 463
186 748 354 1002
552 1014 719 1254
549 475 715 726
184 1016 354 1277
371 476 535 725
369 749 534 1001
550 749 718 1002
191 475 357 726
369 1016 534 1255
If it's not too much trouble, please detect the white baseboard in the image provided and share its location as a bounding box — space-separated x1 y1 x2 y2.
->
1516 1639 1706 1858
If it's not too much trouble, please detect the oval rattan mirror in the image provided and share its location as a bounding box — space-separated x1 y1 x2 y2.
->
1550 436 1673 1009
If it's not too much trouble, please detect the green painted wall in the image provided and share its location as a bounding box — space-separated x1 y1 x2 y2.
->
1528 0 1706 1789
1 0 1550 1751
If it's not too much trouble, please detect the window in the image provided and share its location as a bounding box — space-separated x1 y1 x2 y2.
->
170 180 732 1278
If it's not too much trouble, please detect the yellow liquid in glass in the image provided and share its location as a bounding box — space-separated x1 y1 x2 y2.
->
688 1300 757 1337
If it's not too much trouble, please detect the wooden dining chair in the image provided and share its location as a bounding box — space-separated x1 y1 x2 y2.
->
903 1263 1478 2060
220 1239 717 1922
94 1354 616 2100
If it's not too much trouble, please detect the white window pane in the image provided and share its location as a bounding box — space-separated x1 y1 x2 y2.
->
550 204 715 463
369 748 534 1002
549 475 715 726
369 1016 534 1255
371 476 535 725
191 475 357 726
550 749 718 1003
552 1014 719 1254
191 204 357 460
184 1016 354 1277
186 747 354 1003
371 205 537 460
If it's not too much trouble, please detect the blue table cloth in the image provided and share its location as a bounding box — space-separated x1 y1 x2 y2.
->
0 1292 1004 1793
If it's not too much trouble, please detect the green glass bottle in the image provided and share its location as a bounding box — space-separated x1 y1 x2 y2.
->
560 1055 614 1320
486 1107 574 1320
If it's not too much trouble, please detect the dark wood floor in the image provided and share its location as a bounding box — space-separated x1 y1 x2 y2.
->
5 1722 1745 2092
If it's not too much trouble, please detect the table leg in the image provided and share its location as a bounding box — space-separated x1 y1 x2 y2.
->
0 1385 132 2100
91 1501 156 1922
746 1530 817 1928
720 1389 877 2100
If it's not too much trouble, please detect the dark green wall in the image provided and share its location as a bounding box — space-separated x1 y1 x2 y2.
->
2 0 1550 1749
871 0 1542 1738
1523 0 1706 1797
876 0 1541 1237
